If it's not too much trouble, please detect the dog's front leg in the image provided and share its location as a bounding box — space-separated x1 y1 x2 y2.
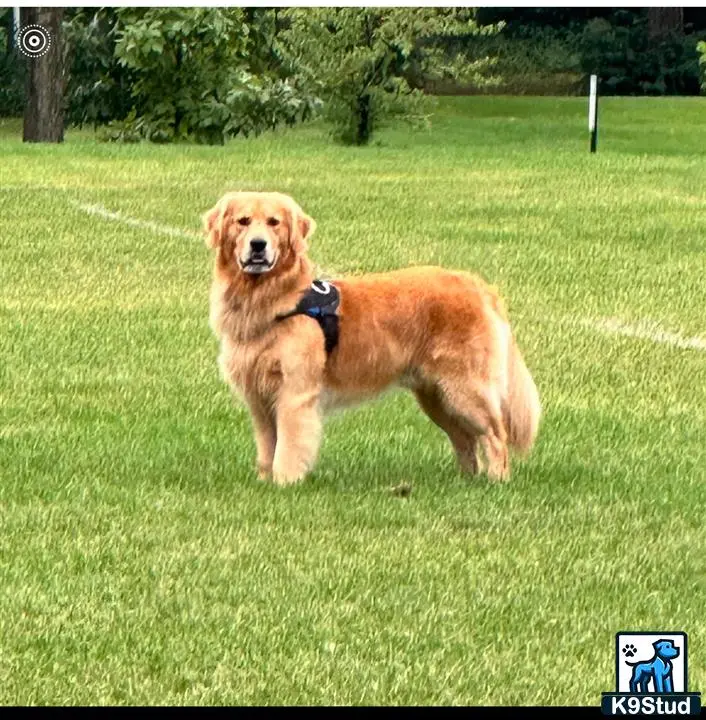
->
272 389 322 486
247 397 277 480
653 669 666 694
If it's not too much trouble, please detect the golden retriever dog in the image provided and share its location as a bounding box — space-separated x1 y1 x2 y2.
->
204 191 541 486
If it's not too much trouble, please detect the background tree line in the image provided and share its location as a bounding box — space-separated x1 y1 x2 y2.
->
1 7 705 146
461 7 706 97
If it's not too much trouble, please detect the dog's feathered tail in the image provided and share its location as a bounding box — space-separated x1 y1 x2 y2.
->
503 335 541 454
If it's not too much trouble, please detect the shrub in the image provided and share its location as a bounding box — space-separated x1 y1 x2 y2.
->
453 9 704 97
0 10 26 117
65 8 320 143
580 16 702 96
434 26 583 96
698 40 706 91
63 9 134 128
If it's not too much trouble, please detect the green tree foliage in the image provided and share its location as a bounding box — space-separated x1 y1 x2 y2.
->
63 9 134 128
64 8 320 143
444 26 584 96
0 9 25 116
280 8 499 145
697 41 706 91
580 14 701 96
475 7 705 97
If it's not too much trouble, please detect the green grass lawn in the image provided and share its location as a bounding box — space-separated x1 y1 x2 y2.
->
1 96 705 706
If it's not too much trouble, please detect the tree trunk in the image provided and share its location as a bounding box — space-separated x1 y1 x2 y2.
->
22 7 64 143
648 7 684 43
6 8 16 53
356 92 372 145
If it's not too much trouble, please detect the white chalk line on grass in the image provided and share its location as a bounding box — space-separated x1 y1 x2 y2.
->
70 200 201 241
578 317 706 352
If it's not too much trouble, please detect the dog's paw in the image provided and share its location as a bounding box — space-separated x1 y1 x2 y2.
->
272 473 305 487
271 466 306 487
486 469 511 484
622 643 638 658
272 456 310 486
257 463 272 481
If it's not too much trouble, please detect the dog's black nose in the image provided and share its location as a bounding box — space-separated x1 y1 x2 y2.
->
250 239 267 254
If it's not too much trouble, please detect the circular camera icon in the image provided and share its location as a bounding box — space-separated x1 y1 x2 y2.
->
16 24 52 58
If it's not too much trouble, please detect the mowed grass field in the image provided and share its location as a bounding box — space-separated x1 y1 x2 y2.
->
1 96 705 706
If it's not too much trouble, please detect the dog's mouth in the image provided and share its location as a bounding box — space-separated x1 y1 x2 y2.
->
240 254 276 274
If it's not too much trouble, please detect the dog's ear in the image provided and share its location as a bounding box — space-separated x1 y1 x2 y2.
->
202 202 223 250
286 196 316 254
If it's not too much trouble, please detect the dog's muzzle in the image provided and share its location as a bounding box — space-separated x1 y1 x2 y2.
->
240 241 276 274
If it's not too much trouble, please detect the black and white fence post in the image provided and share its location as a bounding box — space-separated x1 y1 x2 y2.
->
589 74 599 153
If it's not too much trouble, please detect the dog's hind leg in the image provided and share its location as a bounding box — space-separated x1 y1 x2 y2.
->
438 381 509 482
629 666 650 693
479 428 509 482
414 387 482 474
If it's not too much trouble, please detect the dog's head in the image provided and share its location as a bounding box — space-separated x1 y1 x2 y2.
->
653 640 679 660
203 191 316 276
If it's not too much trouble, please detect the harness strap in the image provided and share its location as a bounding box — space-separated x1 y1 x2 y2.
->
276 280 340 354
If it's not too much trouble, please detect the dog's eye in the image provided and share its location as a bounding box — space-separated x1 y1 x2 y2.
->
237 217 251 226
266 217 280 227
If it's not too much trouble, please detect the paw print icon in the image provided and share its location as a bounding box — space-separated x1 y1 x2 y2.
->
622 643 638 658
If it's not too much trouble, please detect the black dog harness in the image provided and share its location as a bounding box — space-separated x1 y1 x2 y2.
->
276 280 340 354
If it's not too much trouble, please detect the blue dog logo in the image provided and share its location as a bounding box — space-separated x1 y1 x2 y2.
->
602 631 701 715
625 639 680 694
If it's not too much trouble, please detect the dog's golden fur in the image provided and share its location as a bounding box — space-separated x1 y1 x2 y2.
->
205 191 541 485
